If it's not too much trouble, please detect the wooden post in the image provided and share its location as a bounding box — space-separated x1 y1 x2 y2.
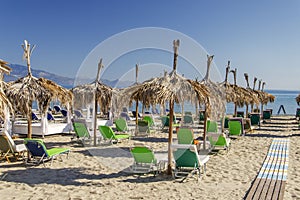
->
167 99 174 175
173 40 179 71
135 99 138 125
28 101 32 139
93 58 103 146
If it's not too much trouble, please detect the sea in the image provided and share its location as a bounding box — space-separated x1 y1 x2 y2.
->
130 90 300 116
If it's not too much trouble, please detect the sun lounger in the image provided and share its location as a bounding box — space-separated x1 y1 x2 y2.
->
0 131 27 162
99 125 130 144
171 144 209 182
24 138 70 167
130 146 162 175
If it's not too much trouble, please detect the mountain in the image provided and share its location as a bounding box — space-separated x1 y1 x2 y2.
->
4 64 134 88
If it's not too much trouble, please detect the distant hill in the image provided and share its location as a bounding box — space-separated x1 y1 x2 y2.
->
4 64 134 88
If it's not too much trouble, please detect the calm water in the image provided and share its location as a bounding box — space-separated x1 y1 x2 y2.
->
141 90 300 115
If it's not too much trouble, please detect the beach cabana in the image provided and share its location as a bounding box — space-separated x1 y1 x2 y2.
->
5 40 73 138
129 40 210 174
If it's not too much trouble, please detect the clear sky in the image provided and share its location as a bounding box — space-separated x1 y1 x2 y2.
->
1 0 300 90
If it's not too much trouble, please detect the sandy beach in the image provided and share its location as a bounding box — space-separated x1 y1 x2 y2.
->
1 115 300 200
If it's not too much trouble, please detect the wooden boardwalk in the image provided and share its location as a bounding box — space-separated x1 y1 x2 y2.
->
245 138 289 200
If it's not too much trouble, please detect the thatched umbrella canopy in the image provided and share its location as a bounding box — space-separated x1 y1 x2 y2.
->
110 64 142 125
0 60 13 126
221 66 259 116
200 55 226 137
72 59 115 146
4 40 73 138
72 81 114 114
260 81 275 105
249 78 275 113
129 39 210 175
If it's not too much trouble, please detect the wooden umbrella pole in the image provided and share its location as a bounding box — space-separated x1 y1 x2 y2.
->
93 93 98 146
28 101 32 139
135 99 138 125
167 99 174 175
93 58 103 146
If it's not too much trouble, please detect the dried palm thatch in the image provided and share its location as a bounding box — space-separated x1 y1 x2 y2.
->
39 78 73 105
230 69 260 107
130 70 209 108
5 75 74 137
0 90 13 120
0 60 13 121
5 75 72 116
71 81 114 114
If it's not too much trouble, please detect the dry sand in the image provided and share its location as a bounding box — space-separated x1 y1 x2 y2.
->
1 115 300 200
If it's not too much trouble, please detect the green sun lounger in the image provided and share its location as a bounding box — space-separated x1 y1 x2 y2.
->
130 146 161 175
72 122 92 146
24 138 70 167
172 144 209 182
99 125 130 144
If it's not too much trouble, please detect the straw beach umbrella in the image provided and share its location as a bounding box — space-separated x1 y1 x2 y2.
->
200 55 226 142
72 59 115 146
5 40 73 138
228 68 259 116
130 40 209 174
0 60 13 132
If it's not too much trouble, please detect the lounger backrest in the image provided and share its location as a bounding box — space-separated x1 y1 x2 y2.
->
143 116 154 127
74 110 84 118
177 128 194 144
99 125 115 140
130 146 155 164
0 135 12 152
53 105 61 113
161 116 169 126
228 121 242 135
137 120 149 134
2 131 17 152
115 118 128 132
183 115 193 124
73 122 90 138
24 139 48 157
173 149 199 168
207 120 218 133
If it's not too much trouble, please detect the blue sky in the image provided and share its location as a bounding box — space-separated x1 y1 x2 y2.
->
1 0 300 90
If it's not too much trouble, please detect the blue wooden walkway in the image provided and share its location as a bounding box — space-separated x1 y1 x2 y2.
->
245 138 289 200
